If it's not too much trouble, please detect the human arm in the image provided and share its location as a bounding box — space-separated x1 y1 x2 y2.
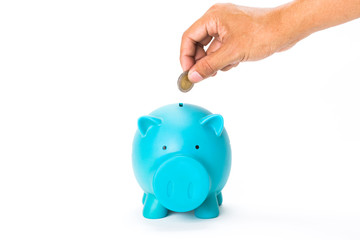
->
180 0 360 82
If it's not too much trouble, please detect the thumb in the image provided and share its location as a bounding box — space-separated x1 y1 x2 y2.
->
188 45 232 83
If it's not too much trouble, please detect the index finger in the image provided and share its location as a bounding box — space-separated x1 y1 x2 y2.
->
180 16 217 71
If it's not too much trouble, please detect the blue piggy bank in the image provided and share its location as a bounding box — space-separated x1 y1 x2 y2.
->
132 103 231 219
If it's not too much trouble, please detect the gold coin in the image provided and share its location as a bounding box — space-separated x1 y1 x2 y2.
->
177 71 194 93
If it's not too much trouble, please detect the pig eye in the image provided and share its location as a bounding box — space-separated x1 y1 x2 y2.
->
162 145 167 150
195 145 200 150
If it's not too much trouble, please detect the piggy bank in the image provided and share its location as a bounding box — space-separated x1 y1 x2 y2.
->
132 103 231 219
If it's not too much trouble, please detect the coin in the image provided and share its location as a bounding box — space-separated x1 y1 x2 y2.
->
177 71 194 93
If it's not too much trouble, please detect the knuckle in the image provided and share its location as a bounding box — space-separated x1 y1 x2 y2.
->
181 31 189 41
209 3 219 11
199 59 215 76
208 3 223 12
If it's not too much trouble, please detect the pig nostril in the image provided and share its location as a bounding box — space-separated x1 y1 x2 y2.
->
195 145 200 149
179 103 183 107
162 145 167 150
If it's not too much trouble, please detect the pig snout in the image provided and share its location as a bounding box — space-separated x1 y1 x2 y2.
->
153 156 210 212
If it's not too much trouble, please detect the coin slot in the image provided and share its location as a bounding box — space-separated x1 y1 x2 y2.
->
179 103 183 107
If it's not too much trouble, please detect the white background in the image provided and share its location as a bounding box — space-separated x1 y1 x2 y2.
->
1 0 360 239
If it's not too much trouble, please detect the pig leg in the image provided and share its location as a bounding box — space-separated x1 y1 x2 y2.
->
142 193 147 204
143 193 168 219
194 193 219 219
217 192 223 206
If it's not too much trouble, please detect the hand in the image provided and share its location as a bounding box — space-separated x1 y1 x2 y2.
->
180 1 360 83
180 3 296 83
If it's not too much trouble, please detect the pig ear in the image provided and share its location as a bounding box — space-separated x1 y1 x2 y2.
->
137 115 162 137
200 114 224 137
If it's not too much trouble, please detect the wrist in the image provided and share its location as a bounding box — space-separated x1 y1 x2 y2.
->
269 0 319 52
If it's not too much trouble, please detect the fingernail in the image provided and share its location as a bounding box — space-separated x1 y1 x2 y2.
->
188 71 203 83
